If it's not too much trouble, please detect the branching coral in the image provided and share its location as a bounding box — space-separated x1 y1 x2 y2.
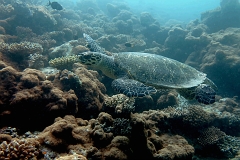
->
28 53 47 69
49 55 80 70
0 41 43 55
16 26 57 52
103 94 135 118
0 138 40 160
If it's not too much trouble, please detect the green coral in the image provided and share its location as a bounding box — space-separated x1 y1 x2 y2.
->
48 55 79 69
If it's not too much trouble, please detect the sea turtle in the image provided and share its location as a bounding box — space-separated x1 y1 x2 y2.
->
78 34 217 104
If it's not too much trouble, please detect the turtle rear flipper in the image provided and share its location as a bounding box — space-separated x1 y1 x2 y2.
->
195 84 216 104
112 78 157 97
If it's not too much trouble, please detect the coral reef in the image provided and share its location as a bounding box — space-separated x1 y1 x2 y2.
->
0 65 78 130
0 41 43 55
0 0 240 159
153 134 194 159
72 63 106 119
28 53 48 69
198 126 226 146
49 55 80 70
56 153 87 160
0 138 40 160
36 112 195 160
103 94 135 118
201 0 240 33
156 91 178 109
48 40 88 59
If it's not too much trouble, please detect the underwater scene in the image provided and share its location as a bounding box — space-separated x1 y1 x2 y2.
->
0 0 240 159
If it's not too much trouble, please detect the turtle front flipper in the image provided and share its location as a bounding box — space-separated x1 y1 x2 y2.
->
195 84 216 104
112 78 157 97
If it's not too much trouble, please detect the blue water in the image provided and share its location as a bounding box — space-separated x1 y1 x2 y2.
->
64 0 220 24
51 0 220 25
125 0 220 24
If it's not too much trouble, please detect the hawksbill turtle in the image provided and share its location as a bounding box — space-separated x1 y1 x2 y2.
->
78 33 217 104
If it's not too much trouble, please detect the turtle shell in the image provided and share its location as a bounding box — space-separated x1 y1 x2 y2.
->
113 52 206 89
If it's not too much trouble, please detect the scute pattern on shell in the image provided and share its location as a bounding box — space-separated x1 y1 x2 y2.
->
114 52 206 88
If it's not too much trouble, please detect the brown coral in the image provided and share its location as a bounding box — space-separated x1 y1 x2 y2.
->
56 153 87 160
183 106 213 128
153 134 194 160
73 63 106 119
103 94 135 118
156 91 178 109
0 66 78 130
0 138 40 160
198 126 226 146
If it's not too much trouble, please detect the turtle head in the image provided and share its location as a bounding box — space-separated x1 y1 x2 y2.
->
78 52 102 66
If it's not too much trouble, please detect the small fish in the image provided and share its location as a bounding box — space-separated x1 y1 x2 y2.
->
47 1 63 10
125 42 134 47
